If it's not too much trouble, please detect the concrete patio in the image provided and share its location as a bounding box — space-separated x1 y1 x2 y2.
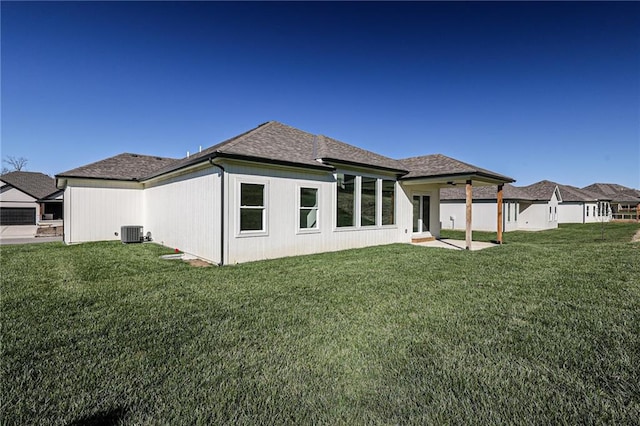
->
412 238 498 251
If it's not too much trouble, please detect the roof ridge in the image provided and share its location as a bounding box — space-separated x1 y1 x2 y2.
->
216 120 276 153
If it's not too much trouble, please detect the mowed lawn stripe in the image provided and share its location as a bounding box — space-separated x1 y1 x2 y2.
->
1 223 639 424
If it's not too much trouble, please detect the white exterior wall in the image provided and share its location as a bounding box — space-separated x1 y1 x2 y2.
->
63 181 143 243
518 198 559 230
224 163 413 264
144 167 221 263
440 200 519 232
558 202 585 223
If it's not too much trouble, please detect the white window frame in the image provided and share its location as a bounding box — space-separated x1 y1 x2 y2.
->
237 180 269 237
297 184 320 234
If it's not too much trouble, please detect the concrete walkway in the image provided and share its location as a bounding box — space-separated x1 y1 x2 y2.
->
0 236 63 245
412 238 498 251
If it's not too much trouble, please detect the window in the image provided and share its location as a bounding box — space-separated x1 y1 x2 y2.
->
549 206 553 221
360 177 377 226
381 180 395 225
336 173 356 227
514 203 518 221
554 206 557 221
240 183 265 232
299 187 318 230
507 203 511 222
586 206 589 217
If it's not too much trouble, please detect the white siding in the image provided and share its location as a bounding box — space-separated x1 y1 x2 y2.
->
144 168 221 263
224 163 413 264
440 200 520 232
64 182 143 243
558 202 585 223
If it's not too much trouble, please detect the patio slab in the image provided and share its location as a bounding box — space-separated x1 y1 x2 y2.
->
412 238 498 251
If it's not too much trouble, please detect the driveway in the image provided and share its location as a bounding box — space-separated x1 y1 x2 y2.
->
0 236 63 245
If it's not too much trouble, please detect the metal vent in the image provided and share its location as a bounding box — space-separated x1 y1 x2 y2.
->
121 226 143 243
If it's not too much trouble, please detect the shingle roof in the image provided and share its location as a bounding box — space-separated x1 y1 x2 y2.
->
57 153 178 180
399 154 515 182
440 183 533 201
56 121 514 185
583 183 640 204
148 121 405 178
0 171 59 199
520 180 562 201
316 134 407 172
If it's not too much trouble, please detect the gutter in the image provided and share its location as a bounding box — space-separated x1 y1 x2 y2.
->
208 158 225 266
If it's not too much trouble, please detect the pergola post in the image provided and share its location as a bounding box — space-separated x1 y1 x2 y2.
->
496 184 504 244
465 180 472 250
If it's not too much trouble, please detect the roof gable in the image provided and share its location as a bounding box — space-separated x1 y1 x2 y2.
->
521 180 563 202
0 171 59 199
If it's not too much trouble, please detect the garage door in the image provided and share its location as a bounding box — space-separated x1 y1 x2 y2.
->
0 208 36 225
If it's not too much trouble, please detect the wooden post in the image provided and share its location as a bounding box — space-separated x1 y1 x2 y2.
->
637 203 640 222
497 184 504 244
465 180 472 250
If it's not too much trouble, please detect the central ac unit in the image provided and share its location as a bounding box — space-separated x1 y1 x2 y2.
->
121 226 143 243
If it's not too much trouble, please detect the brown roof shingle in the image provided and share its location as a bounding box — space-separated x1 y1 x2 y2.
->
1 171 59 199
57 153 178 181
56 122 514 185
399 154 514 182
440 183 533 201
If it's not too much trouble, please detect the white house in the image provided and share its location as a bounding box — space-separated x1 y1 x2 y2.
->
1 171 63 236
583 183 639 220
440 183 536 232
56 121 514 264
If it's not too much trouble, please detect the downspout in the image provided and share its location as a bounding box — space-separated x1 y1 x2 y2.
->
209 159 225 266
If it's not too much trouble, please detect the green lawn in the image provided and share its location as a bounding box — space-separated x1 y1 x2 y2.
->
2 223 639 424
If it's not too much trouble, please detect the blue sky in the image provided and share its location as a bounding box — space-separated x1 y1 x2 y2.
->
2 1 639 188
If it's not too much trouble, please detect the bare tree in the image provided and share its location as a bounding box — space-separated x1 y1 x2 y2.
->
2 156 28 174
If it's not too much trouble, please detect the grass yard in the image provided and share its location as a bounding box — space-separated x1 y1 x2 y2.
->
2 223 639 424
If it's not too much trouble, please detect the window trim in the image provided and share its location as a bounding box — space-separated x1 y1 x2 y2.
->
297 184 321 234
334 172 398 231
237 180 269 237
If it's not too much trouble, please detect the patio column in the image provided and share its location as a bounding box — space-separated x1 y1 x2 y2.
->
496 184 504 244
465 180 472 250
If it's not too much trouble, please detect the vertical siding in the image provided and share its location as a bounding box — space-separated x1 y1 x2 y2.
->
225 163 412 264
64 184 143 243
144 168 220 263
440 201 517 232
558 203 585 223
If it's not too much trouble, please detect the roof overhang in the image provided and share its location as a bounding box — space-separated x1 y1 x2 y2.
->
400 172 515 187
320 158 408 176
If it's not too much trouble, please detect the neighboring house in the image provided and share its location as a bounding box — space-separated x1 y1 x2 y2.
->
440 183 535 232
56 121 514 264
518 181 562 230
554 184 611 224
1 171 63 226
583 183 640 220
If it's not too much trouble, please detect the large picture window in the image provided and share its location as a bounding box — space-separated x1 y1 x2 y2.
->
299 187 319 229
381 180 395 225
240 183 265 232
360 177 377 226
336 173 356 227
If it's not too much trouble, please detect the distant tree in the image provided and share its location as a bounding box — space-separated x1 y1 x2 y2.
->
2 156 28 174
